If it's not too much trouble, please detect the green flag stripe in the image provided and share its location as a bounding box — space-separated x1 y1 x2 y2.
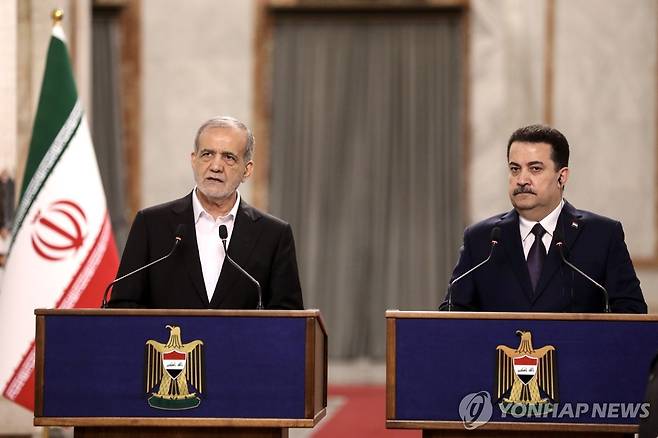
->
11 102 82 245
20 33 78 198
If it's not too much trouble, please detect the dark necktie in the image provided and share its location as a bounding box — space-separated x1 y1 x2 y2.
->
527 223 546 292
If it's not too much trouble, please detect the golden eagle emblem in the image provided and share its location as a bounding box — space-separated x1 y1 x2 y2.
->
145 325 204 410
495 331 557 405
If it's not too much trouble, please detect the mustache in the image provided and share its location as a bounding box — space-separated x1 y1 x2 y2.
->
513 187 536 195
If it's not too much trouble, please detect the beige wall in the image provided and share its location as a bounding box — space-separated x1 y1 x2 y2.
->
141 0 255 207
0 0 32 429
0 0 17 172
469 0 547 220
554 0 656 257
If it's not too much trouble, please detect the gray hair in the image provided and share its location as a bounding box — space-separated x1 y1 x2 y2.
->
194 116 255 161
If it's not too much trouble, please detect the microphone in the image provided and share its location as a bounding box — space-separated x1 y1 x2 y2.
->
553 229 610 313
101 224 185 308
445 227 501 311
218 225 263 310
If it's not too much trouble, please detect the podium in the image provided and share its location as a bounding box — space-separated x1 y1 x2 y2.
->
34 309 327 438
386 311 658 438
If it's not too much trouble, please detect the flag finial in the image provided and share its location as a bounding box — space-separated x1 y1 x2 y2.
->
51 8 64 25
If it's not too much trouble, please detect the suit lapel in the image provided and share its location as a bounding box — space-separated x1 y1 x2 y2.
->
210 201 262 308
532 201 583 302
498 210 535 301
171 193 209 307
557 201 584 258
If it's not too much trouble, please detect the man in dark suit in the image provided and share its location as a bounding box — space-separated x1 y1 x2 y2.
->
442 125 646 313
108 116 303 309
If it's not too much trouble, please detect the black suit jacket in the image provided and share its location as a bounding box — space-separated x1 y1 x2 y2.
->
108 193 303 310
442 201 646 313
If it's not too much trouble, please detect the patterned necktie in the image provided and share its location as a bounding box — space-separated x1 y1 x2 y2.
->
527 223 547 292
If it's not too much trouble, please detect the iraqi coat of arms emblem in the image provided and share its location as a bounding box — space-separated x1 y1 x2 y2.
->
145 325 204 410
495 330 558 405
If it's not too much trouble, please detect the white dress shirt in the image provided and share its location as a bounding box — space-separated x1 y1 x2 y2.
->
192 188 240 301
519 199 564 260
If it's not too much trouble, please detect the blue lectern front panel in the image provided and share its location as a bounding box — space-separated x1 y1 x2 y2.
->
395 317 658 425
42 315 306 418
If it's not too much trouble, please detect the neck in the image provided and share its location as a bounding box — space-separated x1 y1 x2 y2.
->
197 190 237 219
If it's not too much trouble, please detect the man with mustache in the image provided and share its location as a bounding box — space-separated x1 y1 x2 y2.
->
108 116 303 310
442 125 646 313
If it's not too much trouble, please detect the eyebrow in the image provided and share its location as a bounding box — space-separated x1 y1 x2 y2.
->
508 160 544 166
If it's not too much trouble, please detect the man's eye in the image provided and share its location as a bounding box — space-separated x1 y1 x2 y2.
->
530 167 542 172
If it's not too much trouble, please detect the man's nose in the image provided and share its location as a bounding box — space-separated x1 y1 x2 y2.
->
516 170 531 185
209 156 223 172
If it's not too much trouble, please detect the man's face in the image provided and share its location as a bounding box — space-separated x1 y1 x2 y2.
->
191 126 253 206
508 141 568 221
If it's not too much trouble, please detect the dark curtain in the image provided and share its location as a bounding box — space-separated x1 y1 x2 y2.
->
269 12 465 358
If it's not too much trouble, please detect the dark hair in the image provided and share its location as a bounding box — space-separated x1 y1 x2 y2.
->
506 124 569 169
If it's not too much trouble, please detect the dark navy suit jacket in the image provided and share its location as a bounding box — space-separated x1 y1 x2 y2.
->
442 201 646 313
108 193 303 310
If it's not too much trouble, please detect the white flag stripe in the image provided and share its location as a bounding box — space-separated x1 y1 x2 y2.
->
52 23 65 42
11 101 82 240
4 345 34 400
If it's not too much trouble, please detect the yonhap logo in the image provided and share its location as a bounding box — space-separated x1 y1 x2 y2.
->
459 391 493 429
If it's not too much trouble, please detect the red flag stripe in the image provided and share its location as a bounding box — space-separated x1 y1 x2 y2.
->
164 351 186 360
514 355 538 366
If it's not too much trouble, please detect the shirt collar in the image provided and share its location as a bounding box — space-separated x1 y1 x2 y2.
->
519 198 564 241
192 188 241 223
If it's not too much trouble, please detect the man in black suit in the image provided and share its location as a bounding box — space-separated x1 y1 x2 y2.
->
442 125 646 313
108 116 303 309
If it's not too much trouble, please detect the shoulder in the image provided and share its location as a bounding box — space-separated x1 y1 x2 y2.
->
137 193 191 218
238 200 292 230
464 210 513 239
564 202 621 230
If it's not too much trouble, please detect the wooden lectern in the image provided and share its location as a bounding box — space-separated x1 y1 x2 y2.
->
386 311 658 438
34 309 327 438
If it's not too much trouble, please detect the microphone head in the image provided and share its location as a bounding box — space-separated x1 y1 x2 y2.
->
490 226 501 243
553 228 564 246
174 224 186 240
218 224 228 240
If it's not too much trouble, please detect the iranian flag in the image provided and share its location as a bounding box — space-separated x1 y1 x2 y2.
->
0 20 119 410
